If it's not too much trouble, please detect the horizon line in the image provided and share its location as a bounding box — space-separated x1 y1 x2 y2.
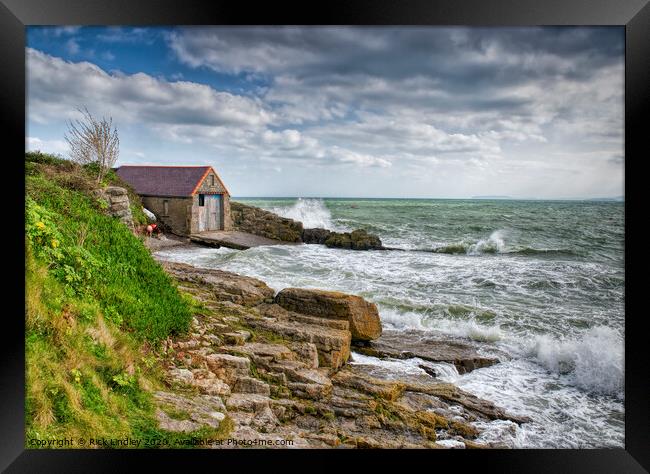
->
231 196 624 201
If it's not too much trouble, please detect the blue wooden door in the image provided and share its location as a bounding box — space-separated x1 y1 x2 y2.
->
207 195 222 230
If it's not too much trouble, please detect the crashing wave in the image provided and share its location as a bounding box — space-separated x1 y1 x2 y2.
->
438 319 504 342
427 230 506 255
426 230 580 257
271 198 343 231
468 230 506 254
529 326 624 397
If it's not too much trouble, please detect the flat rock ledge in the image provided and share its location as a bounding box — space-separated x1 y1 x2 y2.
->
353 330 502 374
161 261 275 306
152 260 529 448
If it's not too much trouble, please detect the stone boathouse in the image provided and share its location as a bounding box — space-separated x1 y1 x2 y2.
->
116 165 232 235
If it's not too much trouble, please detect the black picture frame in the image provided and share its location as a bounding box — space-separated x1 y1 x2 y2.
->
2 0 647 471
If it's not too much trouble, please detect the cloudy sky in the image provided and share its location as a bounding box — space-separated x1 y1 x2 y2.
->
26 26 624 199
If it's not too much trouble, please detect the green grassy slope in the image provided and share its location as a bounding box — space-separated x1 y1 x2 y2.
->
24 152 223 447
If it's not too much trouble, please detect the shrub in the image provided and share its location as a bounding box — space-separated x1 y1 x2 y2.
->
25 150 69 166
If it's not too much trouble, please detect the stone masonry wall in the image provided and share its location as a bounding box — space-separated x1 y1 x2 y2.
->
195 169 227 194
94 186 134 229
223 194 232 231
142 196 193 235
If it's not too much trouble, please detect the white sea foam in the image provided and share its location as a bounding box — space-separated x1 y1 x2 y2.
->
349 352 428 376
470 419 521 448
379 310 426 331
429 361 461 380
349 352 460 381
457 358 625 448
431 229 508 255
435 439 466 448
271 198 341 230
530 326 624 396
435 319 504 342
465 323 503 342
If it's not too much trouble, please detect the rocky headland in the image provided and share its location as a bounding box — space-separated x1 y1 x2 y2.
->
150 258 529 448
231 202 304 243
230 201 385 250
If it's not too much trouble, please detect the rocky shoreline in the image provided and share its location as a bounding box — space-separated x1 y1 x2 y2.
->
149 257 529 448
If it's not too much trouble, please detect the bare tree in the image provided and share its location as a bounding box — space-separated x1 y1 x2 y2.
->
65 107 119 183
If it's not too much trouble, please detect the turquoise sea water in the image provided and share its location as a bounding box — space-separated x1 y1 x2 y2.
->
156 197 625 448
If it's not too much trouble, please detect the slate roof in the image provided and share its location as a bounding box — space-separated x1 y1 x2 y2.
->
116 166 226 197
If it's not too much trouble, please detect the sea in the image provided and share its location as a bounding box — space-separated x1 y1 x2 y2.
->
155 197 625 448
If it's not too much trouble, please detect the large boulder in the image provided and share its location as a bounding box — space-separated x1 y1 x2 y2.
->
324 229 383 250
302 228 332 244
275 288 382 342
252 303 352 370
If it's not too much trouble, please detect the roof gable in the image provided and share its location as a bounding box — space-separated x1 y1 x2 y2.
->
193 168 231 196
116 166 229 197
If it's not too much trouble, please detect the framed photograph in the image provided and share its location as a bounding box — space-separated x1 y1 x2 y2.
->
2 0 647 471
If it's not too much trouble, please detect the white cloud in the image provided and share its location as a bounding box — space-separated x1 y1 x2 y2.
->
261 129 310 149
97 27 155 44
328 147 392 168
65 38 80 55
25 26 625 197
26 136 68 155
27 48 272 128
49 26 81 37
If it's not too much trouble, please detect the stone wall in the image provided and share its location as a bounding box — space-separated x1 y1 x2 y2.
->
223 194 232 231
94 186 134 229
230 201 303 242
142 196 193 235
